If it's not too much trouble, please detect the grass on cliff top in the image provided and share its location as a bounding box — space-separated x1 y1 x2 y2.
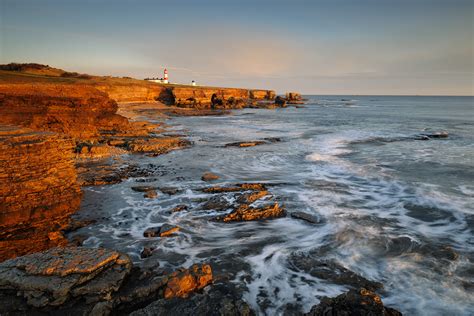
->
0 70 266 91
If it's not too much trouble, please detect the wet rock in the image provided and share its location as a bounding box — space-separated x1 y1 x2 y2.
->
159 187 180 195
63 218 97 233
422 131 449 139
140 247 155 259
127 137 190 155
132 185 158 192
144 190 158 199
216 203 285 222
69 234 88 246
77 160 152 186
171 205 188 213
202 197 232 211
143 224 180 237
131 282 254 316
0 246 215 315
414 131 449 140
202 172 220 182
0 247 131 313
289 254 383 292
305 288 402 316
163 264 213 299
275 95 287 107
236 190 270 204
225 141 267 148
113 263 213 315
290 211 320 224
202 183 267 194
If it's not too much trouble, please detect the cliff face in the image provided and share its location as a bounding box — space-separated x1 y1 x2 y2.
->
95 84 275 107
0 126 82 261
170 86 275 108
94 82 170 103
0 84 131 141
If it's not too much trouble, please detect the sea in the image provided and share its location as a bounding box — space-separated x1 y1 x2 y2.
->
73 96 474 315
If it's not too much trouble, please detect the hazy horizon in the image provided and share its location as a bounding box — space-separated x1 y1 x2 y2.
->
1 0 473 95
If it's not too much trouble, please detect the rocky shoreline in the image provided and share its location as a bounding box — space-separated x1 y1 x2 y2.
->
0 64 402 315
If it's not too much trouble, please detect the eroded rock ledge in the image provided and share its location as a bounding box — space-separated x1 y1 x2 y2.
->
0 247 213 315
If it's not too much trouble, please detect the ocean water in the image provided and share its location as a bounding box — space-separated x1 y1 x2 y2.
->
74 96 474 315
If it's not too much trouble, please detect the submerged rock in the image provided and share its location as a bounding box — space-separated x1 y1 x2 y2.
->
305 288 402 316
132 185 158 192
225 141 267 148
290 211 320 224
414 131 449 140
140 247 155 259
171 205 188 213
159 187 181 195
289 254 383 292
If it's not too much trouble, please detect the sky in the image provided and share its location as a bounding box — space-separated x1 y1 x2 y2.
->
1 0 473 95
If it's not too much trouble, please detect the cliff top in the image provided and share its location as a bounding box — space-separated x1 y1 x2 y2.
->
0 63 271 92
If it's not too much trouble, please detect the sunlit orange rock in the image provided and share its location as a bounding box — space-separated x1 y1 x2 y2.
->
0 126 81 262
164 264 213 299
218 202 285 222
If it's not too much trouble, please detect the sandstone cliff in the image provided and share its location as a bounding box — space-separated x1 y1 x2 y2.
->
0 83 131 141
0 126 82 261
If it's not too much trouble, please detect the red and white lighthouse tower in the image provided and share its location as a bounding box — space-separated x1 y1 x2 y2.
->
163 68 168 84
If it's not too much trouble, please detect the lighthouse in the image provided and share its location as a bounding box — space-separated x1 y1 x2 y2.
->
163 68 168 84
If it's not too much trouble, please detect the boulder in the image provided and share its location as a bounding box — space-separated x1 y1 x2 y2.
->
202 172 220 182
143 224 180 237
